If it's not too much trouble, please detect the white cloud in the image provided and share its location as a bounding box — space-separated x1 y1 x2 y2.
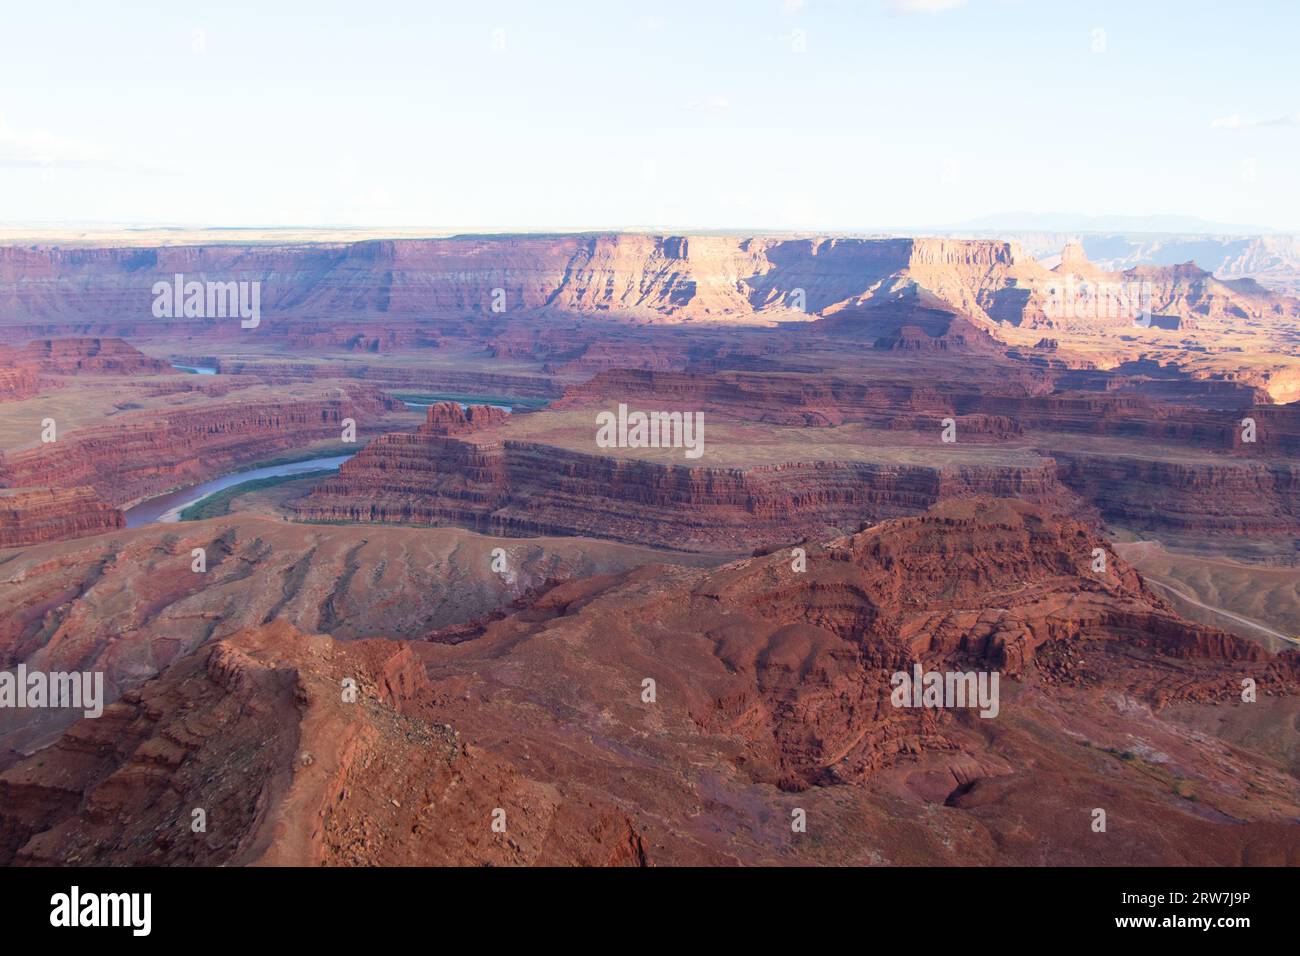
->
1210 112 1300 129
885 0 967 12
0 113 112 169
0 113 174 175
684 95 731 113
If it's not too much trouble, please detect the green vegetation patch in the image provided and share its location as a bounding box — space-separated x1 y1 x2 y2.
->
179 470 336 521
390 392 550 411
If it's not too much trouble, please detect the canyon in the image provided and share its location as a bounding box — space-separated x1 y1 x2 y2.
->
1 230 1297 869
9 0 1300 890
0 383 401 507
0 334 424 546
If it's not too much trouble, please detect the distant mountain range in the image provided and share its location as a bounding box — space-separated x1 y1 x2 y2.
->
993 233 1300 297
944 212 1282 236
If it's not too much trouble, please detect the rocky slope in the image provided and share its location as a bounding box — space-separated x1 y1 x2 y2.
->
3 498 1298 866
0 515 715 755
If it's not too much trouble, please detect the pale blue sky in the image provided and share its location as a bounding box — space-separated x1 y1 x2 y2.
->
1 0 1297 231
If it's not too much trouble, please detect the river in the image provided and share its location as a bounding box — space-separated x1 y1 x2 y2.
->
123 455 353 527
402 400 512 412
124 394 520 527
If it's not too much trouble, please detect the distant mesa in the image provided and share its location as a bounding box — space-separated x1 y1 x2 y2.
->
2 234 1294 334
0 338 169 402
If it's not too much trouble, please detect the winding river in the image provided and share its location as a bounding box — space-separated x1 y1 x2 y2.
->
123 455 353 527
122 395 525 527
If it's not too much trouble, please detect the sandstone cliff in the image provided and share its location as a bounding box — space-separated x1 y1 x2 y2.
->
15 337 171 375
296 370 1300 548
295 401 1068 551
4 234 1289 331
0 487 123 549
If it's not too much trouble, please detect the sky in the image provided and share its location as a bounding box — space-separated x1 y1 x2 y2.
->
1 0 1297 232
